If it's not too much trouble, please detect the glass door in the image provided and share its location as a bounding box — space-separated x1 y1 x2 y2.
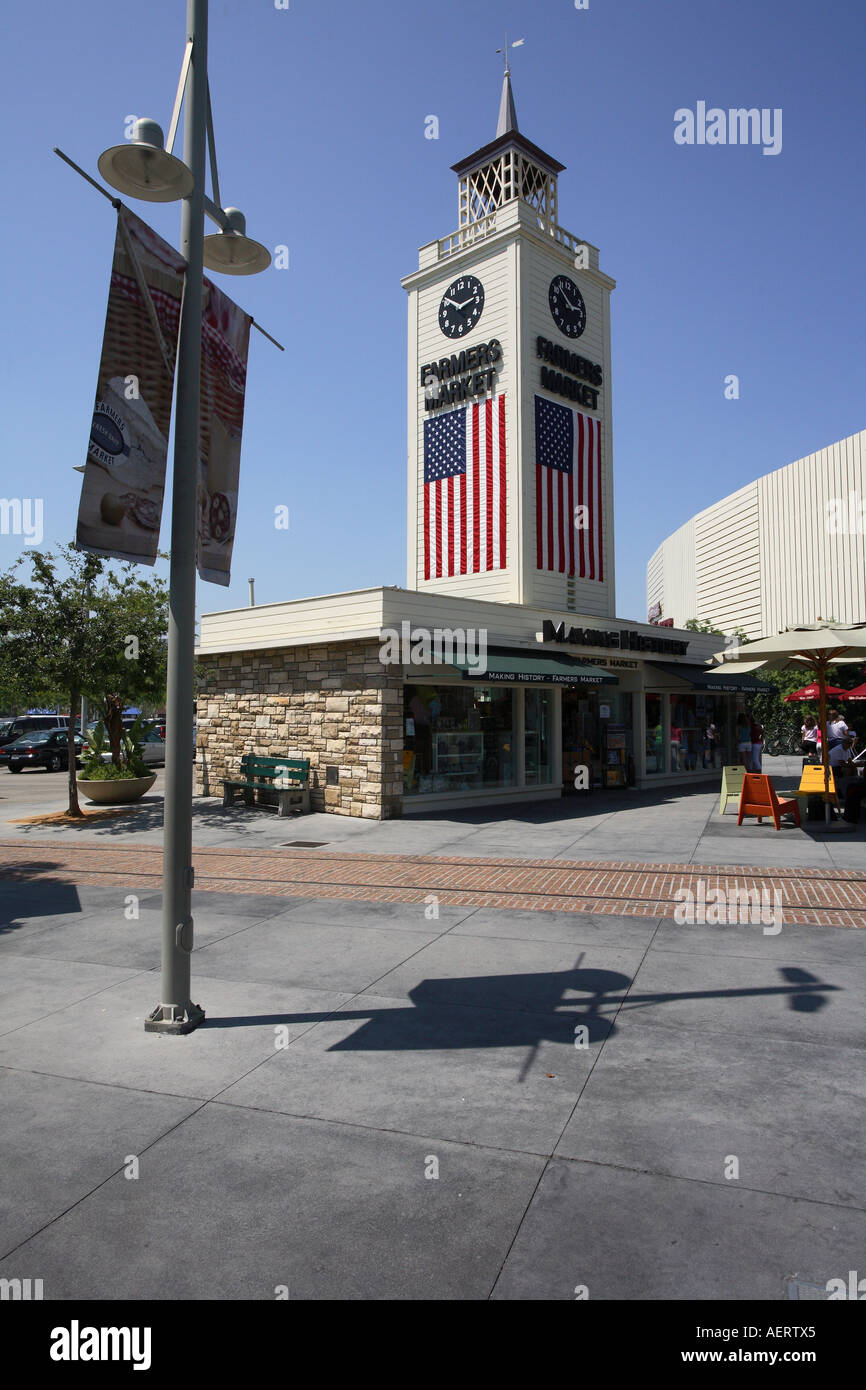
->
524 689 552 785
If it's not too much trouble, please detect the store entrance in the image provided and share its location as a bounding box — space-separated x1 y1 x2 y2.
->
561 686 634 793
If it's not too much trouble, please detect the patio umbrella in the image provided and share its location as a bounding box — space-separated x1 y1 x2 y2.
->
712 622 866 824
783 683 848 702
842 682 866 701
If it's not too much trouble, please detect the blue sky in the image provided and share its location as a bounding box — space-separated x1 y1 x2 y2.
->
1 0 863 625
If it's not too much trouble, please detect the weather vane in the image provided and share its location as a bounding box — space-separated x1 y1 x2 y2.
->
496 34 524 74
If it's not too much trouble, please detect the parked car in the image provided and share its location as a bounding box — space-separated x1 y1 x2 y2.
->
138 729 166 766
0 715 69 764
96 727 166 767
6 729 88 773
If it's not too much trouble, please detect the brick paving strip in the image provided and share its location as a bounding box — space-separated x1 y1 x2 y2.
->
0 840 865 928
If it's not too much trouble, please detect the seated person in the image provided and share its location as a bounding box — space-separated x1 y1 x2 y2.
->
829 736 854 771
829 738 863 821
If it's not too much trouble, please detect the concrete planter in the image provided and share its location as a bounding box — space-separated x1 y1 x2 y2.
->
78 773 157 804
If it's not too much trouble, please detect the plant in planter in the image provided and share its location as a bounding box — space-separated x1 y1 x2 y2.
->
79 718 156 803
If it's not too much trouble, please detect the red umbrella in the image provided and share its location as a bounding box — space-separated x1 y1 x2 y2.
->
783 683 848 702
842 683 866 700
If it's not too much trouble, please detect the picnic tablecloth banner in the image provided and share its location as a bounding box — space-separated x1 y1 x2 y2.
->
76 208 185 564
195 277 252 586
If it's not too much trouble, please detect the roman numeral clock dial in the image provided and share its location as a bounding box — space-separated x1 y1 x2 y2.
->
438 275 485 338
549 274 586 338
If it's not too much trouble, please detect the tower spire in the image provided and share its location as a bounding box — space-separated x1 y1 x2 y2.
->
494 34 522 136
496 68 518 137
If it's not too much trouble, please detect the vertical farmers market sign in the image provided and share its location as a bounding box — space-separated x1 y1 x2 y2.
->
77 207 252 585
77 208 184 565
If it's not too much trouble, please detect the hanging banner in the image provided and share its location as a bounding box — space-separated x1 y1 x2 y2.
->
196 278 252 585
76 209 185 564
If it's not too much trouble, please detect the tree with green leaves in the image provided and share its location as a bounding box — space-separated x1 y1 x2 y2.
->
684 617 750 644
0 546 168 816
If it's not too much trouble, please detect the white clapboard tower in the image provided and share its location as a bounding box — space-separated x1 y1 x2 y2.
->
403 67 617 616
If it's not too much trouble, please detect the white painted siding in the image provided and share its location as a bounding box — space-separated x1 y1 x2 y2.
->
519 225 615 616
200 584 717 666
758 431 866 634
405 229 519 604
646 430 866 641
656 518 697 626
646 544 664 619
197 587 387 654
403 196 615 617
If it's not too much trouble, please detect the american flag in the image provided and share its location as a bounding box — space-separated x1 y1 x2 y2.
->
423 395 506 579
535 395 603 579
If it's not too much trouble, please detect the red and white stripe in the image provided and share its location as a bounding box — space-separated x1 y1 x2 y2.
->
536 408 603 579
424 394 506 579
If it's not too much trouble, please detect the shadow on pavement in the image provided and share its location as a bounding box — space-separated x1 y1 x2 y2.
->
203 962 838 1065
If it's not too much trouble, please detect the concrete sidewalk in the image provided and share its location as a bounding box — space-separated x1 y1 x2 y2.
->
1 875 864 1299
1 755 864 870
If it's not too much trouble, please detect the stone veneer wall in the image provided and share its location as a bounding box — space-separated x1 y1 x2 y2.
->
195 639 404 818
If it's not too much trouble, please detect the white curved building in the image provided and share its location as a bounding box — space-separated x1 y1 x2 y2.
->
646 430 866 640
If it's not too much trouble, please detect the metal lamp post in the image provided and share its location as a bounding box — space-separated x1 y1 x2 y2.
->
145 0 209 1033
96 0 271 1033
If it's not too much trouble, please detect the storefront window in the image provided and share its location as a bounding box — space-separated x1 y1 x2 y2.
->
403 684 514 795
524 690 552 785
601 691 633 786
562 687 602 790
645 693 664 774
670 693 728 772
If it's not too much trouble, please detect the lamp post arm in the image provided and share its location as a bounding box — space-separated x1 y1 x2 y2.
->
166 39 194 156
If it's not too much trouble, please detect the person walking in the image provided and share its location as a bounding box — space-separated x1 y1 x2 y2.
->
703 721 718 768
749 717 764 773
801 715 819 757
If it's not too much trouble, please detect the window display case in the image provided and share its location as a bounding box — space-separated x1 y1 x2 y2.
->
403 683 515 796
432 731 483 792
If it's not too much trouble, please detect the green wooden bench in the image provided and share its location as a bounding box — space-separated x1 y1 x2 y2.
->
222 755 310 817
719 764 746 814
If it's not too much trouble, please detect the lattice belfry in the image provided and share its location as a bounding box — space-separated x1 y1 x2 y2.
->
458 148 558 231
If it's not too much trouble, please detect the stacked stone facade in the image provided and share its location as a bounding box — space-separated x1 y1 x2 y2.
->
195 639 404 818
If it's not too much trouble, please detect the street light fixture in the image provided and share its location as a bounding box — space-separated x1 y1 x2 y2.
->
203 207 271 275
98 118 194 203
95 0 270 1035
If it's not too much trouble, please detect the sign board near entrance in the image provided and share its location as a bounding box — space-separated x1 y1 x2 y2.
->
540 618 688 656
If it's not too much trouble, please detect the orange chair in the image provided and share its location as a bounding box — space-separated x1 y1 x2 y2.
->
737 773 801 830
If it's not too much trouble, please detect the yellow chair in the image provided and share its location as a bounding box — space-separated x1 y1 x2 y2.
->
719 764 746 814
790 763 841 812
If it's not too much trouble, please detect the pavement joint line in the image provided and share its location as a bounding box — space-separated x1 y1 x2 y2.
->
205 1095 558 1160
0 1091 216 1268
538 1153 866 1214
0 1059 217 1103
486 916 668 1298
141 921 490 1126
0 966 156 1042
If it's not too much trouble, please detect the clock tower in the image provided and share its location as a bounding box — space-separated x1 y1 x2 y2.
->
403 67 617 617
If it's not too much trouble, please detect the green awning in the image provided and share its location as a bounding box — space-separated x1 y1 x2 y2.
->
648 662 775 694
458 653 617 686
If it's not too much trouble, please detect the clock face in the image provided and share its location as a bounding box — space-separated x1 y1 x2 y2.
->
438 275 485 338
549 275 587 338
